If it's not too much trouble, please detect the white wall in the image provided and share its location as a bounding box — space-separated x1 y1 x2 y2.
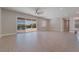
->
69 17 74 33
37 17 63 32
1 9 17 36
37 18 49 31
0 8 1 38
69 17 79 33
45 17 64 32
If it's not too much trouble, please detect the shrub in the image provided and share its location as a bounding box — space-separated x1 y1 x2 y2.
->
32 23 36 28
26 24 31 28
17 24 26 30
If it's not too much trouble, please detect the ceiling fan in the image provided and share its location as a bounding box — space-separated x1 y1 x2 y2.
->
34 7 44 15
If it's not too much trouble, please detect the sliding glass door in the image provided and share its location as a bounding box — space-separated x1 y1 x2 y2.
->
16 18 37 32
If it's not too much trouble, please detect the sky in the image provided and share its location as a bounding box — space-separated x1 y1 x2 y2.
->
16 20 33 24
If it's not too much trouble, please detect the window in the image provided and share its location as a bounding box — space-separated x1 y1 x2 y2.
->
75 20 79 28
16 17 37 32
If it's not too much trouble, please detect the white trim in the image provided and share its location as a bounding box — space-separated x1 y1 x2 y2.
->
1 33 16 37
0 8 1 38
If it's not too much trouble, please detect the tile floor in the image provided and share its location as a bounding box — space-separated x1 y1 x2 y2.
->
0 31 79 52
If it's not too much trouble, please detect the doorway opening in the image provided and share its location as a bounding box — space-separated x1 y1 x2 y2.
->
63 18 70 32
16 17 37 32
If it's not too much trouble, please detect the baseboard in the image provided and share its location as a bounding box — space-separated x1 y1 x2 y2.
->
1 33 16 37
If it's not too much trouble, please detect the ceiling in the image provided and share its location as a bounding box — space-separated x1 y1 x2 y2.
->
3 7 79 19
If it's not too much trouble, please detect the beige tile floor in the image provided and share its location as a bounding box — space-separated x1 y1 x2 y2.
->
17 28 37 32
0 31 79 52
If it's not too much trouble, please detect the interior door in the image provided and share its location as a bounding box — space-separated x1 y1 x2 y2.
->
63 18 70 32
